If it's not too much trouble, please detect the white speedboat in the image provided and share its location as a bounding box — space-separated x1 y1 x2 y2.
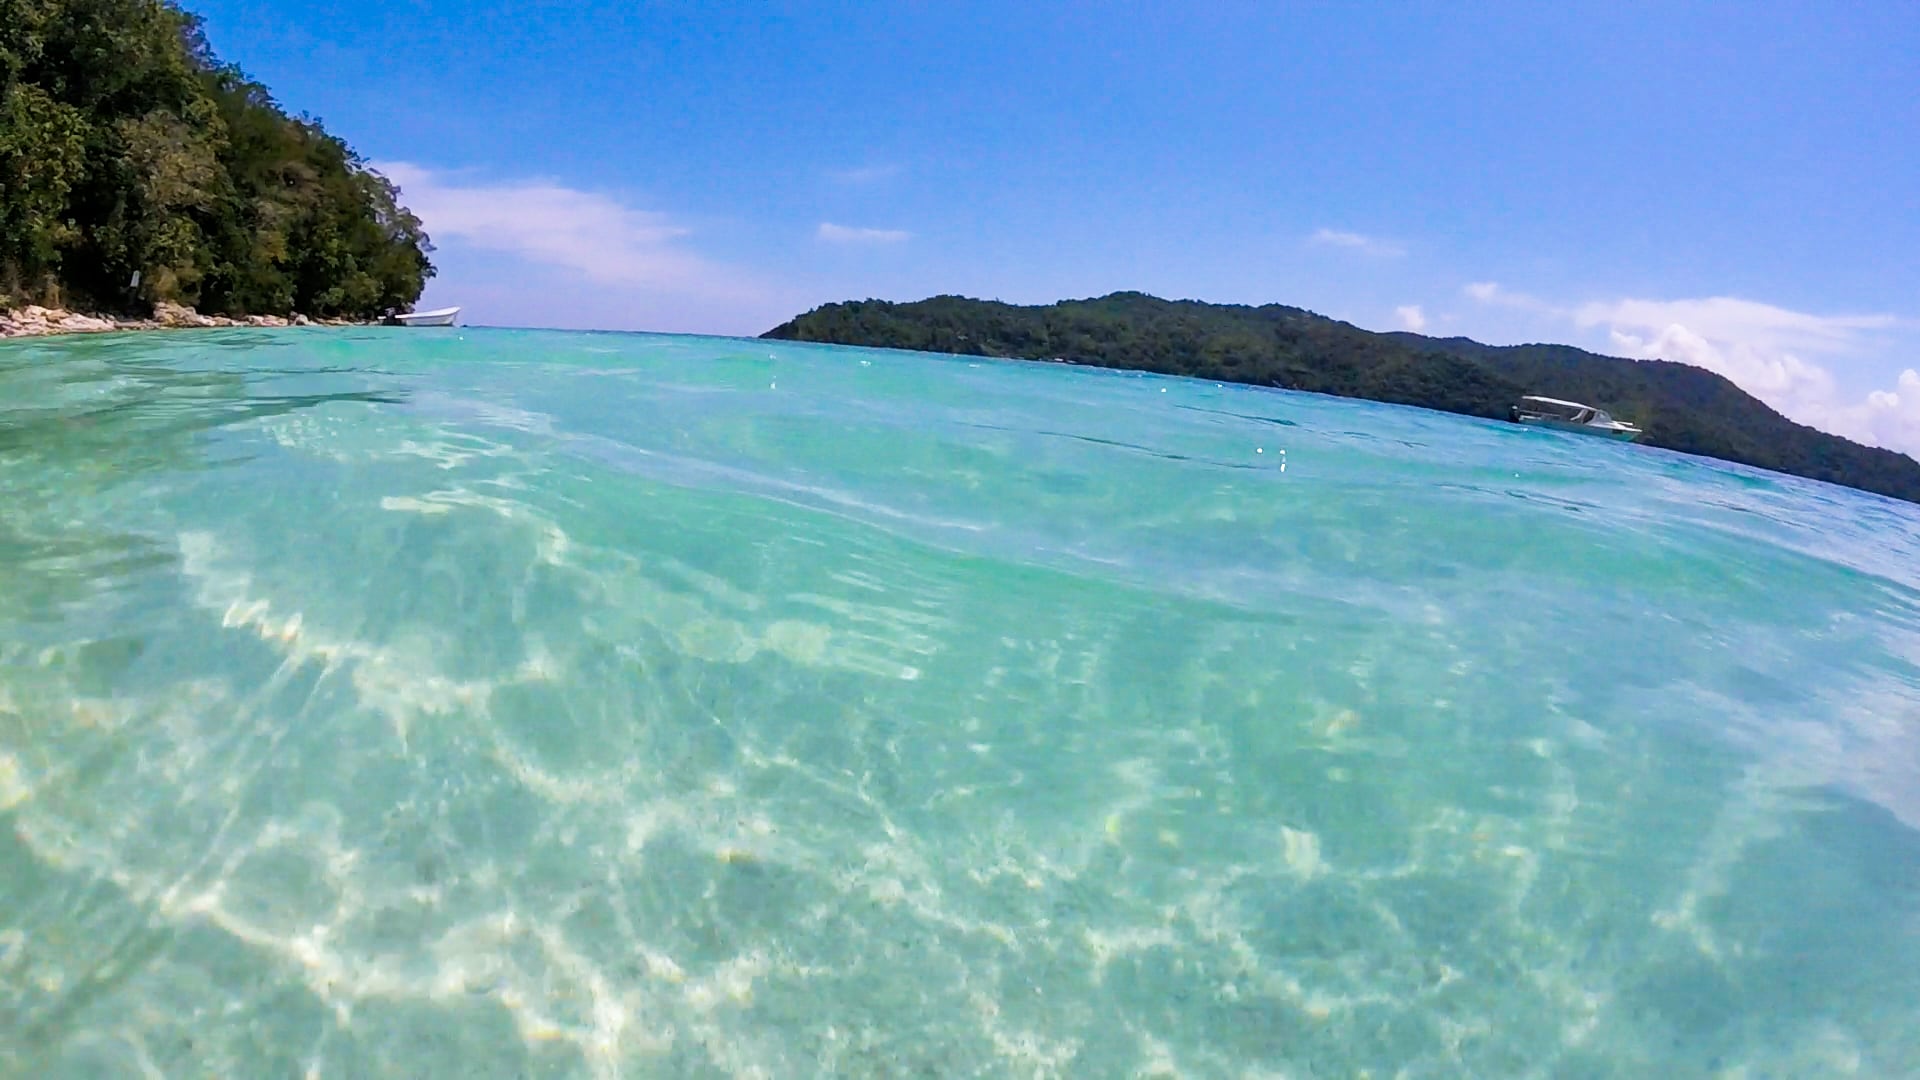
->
387 306 460 327
1509 395 1642 441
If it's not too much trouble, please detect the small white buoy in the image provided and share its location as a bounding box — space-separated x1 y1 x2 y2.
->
1256 447 1264 454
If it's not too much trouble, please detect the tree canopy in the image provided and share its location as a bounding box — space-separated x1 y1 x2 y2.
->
0 0 432 319
764 292 1920 505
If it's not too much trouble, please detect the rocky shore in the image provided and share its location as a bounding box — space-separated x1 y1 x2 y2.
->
1 301 360 339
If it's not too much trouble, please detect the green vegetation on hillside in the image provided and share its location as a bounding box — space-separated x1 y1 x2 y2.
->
0 0 431 319
764 292 1920 504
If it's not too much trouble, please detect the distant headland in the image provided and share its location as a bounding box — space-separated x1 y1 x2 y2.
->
764 292 1920 505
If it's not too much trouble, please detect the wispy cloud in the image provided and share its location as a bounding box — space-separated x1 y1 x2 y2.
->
1308 228 1404 258
1394 304 1427 332
1462 281 1549 310
1573 297 1895 357
1813 368 1920 457
817 222 912 245
825 164 902 185
1465 281 1918 455
375 161 752 298
1578 296 1909 451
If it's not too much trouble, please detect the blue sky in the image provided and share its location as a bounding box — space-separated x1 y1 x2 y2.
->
189 1 1920 453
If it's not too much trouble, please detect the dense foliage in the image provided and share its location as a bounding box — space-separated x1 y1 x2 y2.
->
765 292 1920 504
0 0 431 318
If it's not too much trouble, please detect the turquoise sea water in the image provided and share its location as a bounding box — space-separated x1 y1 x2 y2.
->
2 327 1919 1077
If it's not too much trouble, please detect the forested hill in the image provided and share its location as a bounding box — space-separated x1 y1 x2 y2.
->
762 292 1920 505
0 0 432 320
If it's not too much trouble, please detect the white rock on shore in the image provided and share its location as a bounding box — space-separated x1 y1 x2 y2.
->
2 302 327 339
0 305 120 338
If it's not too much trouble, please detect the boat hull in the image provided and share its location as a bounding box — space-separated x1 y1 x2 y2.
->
389 306 460 327
1516 417 1640 442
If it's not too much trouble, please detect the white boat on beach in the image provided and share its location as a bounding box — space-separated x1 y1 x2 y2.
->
1508 395 1642 442
386 306 460 327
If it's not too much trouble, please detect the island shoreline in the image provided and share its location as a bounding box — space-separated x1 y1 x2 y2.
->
2 303 369 340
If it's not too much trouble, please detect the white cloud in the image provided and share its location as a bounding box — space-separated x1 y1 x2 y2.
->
374 161 751 298
1574 296 1894 358
826 164 901 185
1394 304 1427 332
1828 368 1920 454
1465 281 1918 456
1308 228 1404 258
1588 305 1916 455
1462 280 1549 311
1577 296 1895 423
817 222 911 245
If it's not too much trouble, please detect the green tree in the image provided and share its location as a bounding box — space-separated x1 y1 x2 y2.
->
0 0 431 318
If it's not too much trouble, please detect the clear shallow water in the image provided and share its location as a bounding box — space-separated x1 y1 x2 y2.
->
2 327 1919 1078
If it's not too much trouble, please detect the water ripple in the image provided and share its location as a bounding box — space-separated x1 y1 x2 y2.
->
2 328 1917 1076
